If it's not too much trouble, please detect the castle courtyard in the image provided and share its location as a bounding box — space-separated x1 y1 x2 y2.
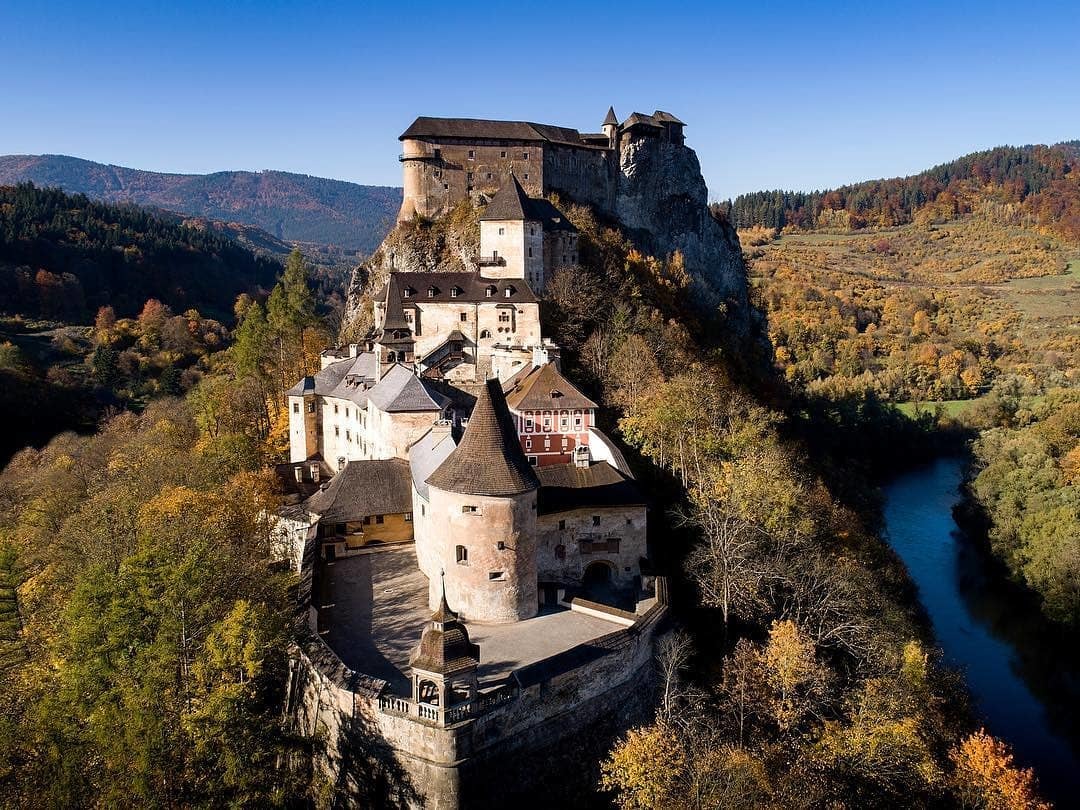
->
317 545 632 693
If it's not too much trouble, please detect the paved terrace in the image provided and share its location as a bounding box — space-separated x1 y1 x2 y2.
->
317 546 625 695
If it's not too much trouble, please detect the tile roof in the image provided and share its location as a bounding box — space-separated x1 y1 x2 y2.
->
503 362 598 412
367 363 449 413
303 459 413 522
536 461 645 515
381 271 538 304
427 378 540 497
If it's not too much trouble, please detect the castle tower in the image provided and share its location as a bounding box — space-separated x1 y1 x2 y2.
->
478 174 543 288
287 375 318 463
409 577 480 725
602 106 619 149
424 378 540 623
374 273 415 379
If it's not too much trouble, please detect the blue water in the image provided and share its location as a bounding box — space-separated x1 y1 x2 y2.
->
882 457 1080 807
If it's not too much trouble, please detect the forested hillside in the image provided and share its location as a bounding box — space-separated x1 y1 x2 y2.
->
723 142 1080 242
0 155 402 254
0 184 282 321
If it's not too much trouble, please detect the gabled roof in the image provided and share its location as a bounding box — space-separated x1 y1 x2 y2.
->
503 362 598 412
622 110 686 130
536 461 645 515
368 363 449 413
399 117 588 148
479 174 531 221
303 459 413 522
286 356 355 397
478 177 578 233
377 271 538 304
427 378 539 497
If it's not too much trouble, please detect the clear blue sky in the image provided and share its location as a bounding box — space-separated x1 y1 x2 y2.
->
2 0 1078 199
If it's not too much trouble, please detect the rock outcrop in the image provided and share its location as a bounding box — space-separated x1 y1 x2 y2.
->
615 136 747 309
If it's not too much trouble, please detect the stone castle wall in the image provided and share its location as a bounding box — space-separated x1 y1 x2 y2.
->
536 504 647 587
285 582 668 810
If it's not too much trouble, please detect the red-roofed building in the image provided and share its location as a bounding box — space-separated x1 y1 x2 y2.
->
502 361 598 467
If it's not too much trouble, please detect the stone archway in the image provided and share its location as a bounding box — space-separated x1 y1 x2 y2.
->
583 561 613 587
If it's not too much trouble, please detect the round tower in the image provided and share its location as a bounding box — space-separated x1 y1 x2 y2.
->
602 106 619 148
424 378 540 623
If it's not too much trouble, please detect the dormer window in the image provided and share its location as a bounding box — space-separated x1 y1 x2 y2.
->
403 286 413 298
486 285 497 298
428 286 437 298
504 286 514 298
450 286 462 298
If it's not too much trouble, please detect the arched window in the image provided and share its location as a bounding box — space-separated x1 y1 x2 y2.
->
554 544 566 560
456 545 468 564
418 679 439 705
480 329 491 339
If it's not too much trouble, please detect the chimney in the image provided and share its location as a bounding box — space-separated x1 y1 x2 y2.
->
574 445 590 468
349 342 360 358
310 463 321 483
294 466 304 483
532 345 549 369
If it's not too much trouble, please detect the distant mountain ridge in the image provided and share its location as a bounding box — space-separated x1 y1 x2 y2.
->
723 141 1080 242
0 154 402 254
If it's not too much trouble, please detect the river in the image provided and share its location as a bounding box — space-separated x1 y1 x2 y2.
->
882 457 1080 806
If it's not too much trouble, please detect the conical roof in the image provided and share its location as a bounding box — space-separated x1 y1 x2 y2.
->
426 378 539 496
410 583 479 675
381 272 411 333
478 173 531 222
603 106 618 127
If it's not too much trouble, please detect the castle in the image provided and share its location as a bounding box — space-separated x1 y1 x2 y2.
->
278 109 681 809
398 107 686 223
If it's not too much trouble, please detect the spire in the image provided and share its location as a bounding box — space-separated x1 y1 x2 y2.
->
381 272 411 333
478 173 532 222
426 378 539 496
432 570 455 624
603 106 618 127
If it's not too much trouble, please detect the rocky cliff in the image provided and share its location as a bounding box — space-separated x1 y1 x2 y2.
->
615 136 747 308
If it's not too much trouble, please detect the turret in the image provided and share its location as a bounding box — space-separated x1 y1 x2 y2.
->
424 378 540 623
287 376 318 462
478 174 541 285
409 576 480 725
374 273 415 379
602 106 619 148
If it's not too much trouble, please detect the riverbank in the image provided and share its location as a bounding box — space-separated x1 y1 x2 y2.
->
882 457 1080 807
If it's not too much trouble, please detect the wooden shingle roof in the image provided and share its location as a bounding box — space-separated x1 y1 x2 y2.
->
503 362 597 412
426 378 539 496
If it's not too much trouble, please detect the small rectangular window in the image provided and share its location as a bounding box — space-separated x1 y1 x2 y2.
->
345 430 351 440
523 152 529 159
462 505 478 514
375 515 384 524
489 571 505 581
460 312 467 322
523 173 529 180
528 455 538 466
592 515 601 527
334 426 340 437
456 545 468 563
444 183 449 190
558 519 566 531
500 150 506 158
468 150 475 159
334 403 339 414
405 512 412 522
498 227 505 235
528 247 533 257
486 172 493 180
467 171 473 181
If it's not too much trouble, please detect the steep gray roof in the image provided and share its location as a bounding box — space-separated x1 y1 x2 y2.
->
381 272 412 333
603 106 618 127
368 363 448 413
478 177 577 233
379 271 537 304
427 378 539 497
408 427 457 501
303 459 413 522
286 358 352 397
479 174 530 221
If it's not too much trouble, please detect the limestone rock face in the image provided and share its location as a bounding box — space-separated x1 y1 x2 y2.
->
615 136 747 309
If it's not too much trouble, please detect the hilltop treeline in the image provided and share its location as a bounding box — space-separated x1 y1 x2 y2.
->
720 142 1080 241
0 183 281 322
